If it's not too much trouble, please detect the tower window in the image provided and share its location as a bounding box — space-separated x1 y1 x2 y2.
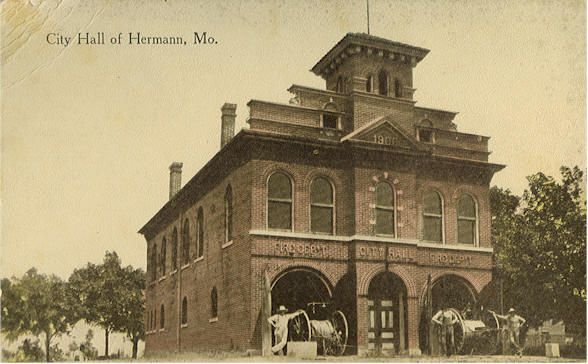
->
160 304 165 329
378 70 388 96
366 75 373 93
394 78 403 98
336 77 343 93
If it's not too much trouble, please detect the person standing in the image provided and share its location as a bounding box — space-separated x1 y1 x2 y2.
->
431 306 459 356
490 308 526 356
267 305 305 355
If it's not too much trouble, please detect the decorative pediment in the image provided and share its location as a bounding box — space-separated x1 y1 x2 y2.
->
342 117 420 150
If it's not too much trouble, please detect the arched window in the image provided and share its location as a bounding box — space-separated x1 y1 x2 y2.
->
171 227 178 271
225 185 233 243
211 287 218 319
197 207 204 258
394 78 403 98
147 311 151 331
336 77 343 93
423 190 443 243
153 309 156 332
267 172 292 230
378 70 388 96
182 219 190 266
310 177 334 234
181 297 188 325
160 304 165 329
458 194 478 245
150 243 157 282
366 75 373 93
160 238 166 276
375 182 395 236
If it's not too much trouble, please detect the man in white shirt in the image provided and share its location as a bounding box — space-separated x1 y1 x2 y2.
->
432 306 459 356
267 305 305 355
490 308 526 356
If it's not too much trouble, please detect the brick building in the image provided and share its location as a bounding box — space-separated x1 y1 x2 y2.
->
139 33 504 356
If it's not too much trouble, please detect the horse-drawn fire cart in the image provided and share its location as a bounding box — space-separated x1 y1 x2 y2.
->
430 308 506 355
287 302 349 356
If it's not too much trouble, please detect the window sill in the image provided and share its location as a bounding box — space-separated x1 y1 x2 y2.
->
267 228 293 233
310 231 334 236
209 317 218 323
194 256 204 263
149 281 156 287
158 276 167 282
221 240 234 249
159 328 165 332
170 269 178 276
181 323 188 328
181 264 190 270
375 233 396 238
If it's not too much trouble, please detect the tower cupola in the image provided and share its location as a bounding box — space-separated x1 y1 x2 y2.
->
311 33 429 100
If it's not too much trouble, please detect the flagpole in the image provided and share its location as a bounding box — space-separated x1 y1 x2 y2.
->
367 0 370 34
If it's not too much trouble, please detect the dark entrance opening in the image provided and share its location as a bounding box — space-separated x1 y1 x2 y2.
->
367 272 408 355
271 269 332 316
419 275 478 355
332 273 357 355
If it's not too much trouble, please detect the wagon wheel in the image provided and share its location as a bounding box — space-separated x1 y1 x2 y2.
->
330 310 349 356
483 310 501 354
449 308 465 354
288 310 311 341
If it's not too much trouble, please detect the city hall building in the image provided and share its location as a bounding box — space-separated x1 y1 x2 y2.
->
139 33 504 356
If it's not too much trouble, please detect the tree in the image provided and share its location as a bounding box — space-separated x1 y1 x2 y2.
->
7 338 45 362
67 251 145 358
490 166 586 333
117 266 145 359
1 269 73 362
79 329 98 360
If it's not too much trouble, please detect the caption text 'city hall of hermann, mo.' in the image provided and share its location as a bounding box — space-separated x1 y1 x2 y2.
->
139 33 504 356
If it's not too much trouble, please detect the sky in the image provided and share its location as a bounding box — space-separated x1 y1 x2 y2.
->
1 0 585 280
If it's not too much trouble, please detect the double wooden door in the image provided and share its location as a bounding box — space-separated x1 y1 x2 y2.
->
368 299 396 354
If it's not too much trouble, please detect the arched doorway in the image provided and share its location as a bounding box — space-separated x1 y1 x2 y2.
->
269 268 333 354
271 268 332 315
419 274 478 354
367 272 408 355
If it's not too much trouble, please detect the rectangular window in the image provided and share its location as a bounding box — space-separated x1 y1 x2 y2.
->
268 201 292 230
423 216 442 242
419 129 434 143
311 206 333 234
458 220 476 244
323 113 338 129
375 209 394 235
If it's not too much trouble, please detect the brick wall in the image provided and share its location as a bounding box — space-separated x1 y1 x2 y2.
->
145 162 253 353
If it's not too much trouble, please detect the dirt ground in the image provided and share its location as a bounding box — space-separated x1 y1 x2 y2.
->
137 352 584 363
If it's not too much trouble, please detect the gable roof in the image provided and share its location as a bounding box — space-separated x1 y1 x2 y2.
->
341 115 423 150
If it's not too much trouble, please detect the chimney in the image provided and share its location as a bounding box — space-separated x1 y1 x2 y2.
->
169 162 183 200
220 103 237 148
